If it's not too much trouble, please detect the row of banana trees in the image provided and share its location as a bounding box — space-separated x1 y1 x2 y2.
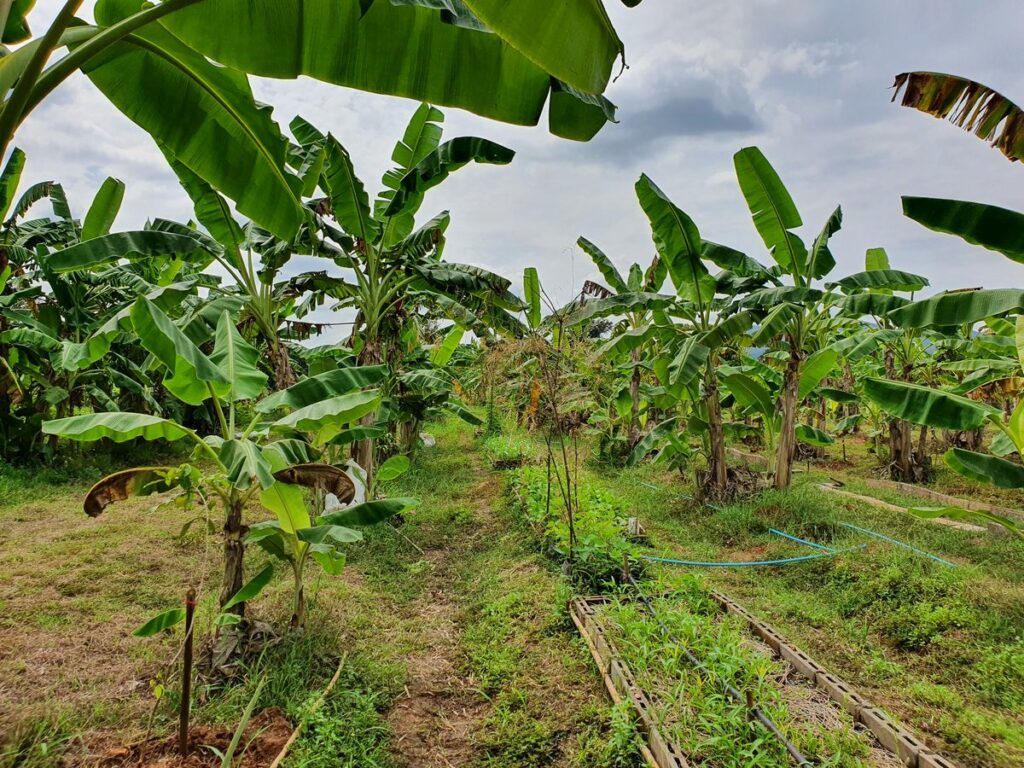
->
480 72 1024 537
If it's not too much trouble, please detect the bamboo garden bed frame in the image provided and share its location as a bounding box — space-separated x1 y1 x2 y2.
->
570 592 959 768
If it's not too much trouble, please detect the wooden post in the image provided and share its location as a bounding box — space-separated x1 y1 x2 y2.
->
179 586 196 756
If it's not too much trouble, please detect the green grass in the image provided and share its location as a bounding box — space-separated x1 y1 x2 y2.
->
597 584 876 767
482 434 535 467
1 417 629 768
589 454 1024 767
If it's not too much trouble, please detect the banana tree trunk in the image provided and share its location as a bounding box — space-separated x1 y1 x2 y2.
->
704 365 728 496
774 344 802 490
889 418 914 481
270 340 297 390
628 349 641 447
220 496 247 616
841 362 859 426
352 339 381 482
884 351 927 482
399 419 419 452
290 560 305 628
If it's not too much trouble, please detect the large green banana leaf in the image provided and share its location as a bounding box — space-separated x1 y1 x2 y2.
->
798 348 837 401
160 0 622 140
376 103 444 244
635 174 715 306
699 311 754 350
577 237 626 293
902 197 1024 263
258 366 389 413
42 412 193 443
796 423 833 446
460 0 621 94
430 324 465 367
865 247 890 271
733 147 804 277
0 147 25 222
701 240 771 279
383 137 515 217
523 268 542 330
260 482 312 534
221 438 275 490
598 324 655 357
888 289 1024 329
668 337 709 389
162 153 245 258
626 417 678 467
564 291 673 325
3 0 35 44
130 298 230 405
324 136 381 245
319 497 420 527
808 206 841 279
835 293 909 318
944 448 1024 489
210 311 267 402
829 270 929 294
85 0 304 239
272 390 382 441
57 282 196 370
722 372 774 419
862 377 996 430
81 177 125 241
911 505 1023 539
46 230 207 273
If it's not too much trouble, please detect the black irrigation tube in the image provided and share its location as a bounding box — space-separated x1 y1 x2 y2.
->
622 564 814 767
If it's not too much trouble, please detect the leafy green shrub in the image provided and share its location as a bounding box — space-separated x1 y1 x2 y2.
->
510 466 634 590
483 435 533 468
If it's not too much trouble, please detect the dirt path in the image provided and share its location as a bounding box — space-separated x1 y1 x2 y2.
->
386 468 500 767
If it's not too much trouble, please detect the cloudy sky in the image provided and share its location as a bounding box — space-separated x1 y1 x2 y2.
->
17 1 1024 333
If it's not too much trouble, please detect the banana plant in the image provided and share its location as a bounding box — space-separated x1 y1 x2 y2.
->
2 1 631 240
42 301 387 616
830 247 933 480
0 159 212 457
281 105 524 482
732 146 845 489
568 223 674 454
633 174 780 496
249 485 418 627
858 71 1024 532
861 375 1023 537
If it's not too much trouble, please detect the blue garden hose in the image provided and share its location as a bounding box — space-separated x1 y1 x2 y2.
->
638 546 864 568
768 527 834 552
840 522 956 567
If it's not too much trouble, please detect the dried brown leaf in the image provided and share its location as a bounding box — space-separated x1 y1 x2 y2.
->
893 71 1024 162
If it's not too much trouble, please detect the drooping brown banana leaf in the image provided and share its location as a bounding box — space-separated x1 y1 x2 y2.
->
892 71 1024 162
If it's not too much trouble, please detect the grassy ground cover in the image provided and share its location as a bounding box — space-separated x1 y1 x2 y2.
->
583 453 1024 767
0 418 634 768
595 588 900 767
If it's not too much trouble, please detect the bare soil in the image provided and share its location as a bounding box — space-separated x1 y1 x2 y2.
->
84 708 292 768
386 474 502 767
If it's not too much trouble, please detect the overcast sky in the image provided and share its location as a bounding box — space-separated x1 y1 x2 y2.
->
17 1 1024 335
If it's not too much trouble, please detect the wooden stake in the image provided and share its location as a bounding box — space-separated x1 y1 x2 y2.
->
179 586 196 756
